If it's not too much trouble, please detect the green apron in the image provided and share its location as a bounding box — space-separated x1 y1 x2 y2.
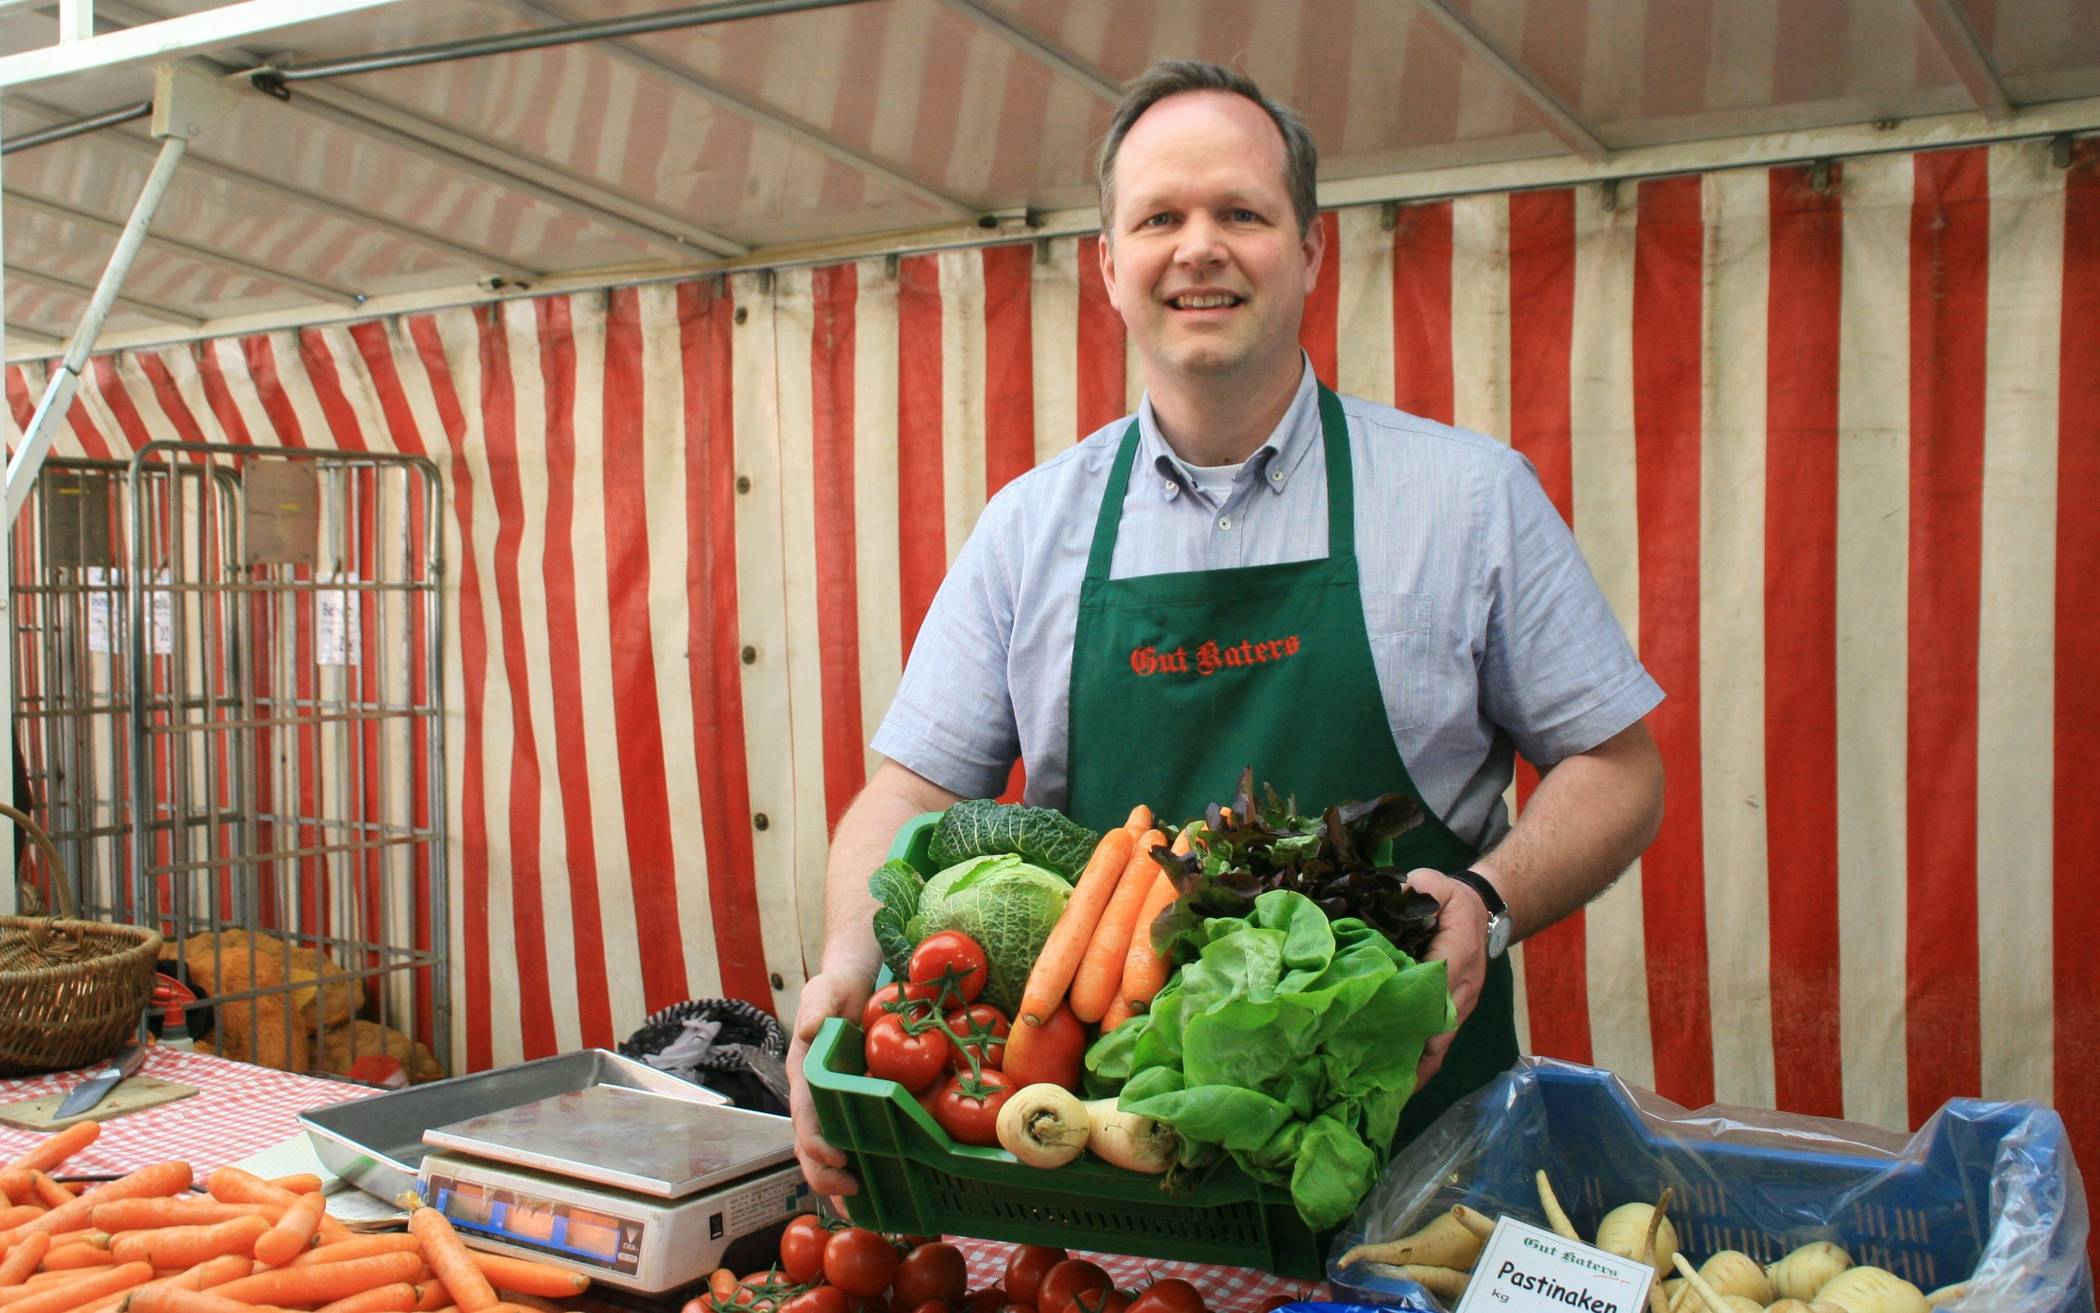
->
1064 385 1517 1146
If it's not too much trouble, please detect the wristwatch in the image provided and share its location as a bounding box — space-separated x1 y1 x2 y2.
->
1445 868 1512 959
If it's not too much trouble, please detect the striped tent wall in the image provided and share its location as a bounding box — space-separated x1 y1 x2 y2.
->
5 138 2094 1170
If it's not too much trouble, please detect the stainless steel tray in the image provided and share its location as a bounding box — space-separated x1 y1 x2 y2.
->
300 1049 727 1203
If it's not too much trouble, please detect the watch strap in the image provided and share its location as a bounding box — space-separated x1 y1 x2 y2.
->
1446 867 1511 957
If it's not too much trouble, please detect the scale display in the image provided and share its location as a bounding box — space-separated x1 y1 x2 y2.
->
428 1171 644 1274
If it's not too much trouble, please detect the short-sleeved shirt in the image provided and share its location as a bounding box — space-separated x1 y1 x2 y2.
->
871 359 1663 852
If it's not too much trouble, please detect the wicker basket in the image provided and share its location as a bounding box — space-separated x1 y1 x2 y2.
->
0 803 163 1077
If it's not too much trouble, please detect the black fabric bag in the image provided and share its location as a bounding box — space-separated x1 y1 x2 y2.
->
619 997 789 1116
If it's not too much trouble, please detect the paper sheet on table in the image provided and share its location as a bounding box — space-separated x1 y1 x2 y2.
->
229 1134 408 1230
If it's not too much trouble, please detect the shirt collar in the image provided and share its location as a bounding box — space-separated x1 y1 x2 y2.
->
1140 355 1322 502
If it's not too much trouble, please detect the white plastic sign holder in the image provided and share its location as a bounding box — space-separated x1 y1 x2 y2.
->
1455 1216 1656 1313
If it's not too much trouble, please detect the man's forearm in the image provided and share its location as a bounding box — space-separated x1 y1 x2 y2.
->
1472 719 1664 942
818 761 964 980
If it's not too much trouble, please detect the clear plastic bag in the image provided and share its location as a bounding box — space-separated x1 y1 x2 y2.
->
1326 1057 2093 1313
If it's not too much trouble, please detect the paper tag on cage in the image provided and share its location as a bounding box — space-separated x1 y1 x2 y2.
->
152 569 173 656
1455 1217 1654 1313
317 576 359 666
87 567 112 654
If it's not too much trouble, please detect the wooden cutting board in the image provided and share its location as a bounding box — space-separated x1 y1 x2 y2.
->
0 1076 200 1130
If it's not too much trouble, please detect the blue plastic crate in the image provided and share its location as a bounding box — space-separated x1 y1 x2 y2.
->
1329 1060 2093 1312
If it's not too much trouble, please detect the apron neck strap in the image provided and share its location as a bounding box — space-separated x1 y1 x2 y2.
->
1084 384 1355 584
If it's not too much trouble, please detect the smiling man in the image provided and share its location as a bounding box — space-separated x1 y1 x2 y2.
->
786 60 1666 1198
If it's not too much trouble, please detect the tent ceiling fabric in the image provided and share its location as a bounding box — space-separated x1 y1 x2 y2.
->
4 0 2099 355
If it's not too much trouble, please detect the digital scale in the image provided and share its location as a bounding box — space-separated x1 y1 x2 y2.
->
415 1084 811 1294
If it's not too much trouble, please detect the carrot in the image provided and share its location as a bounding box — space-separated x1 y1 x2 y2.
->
410 1282 450 1312
266 1177 320 1197
1068 829 1164 1022
286 1238 420 1269
110 1218 270 1270
42 1244 117 1271
202 1170 345 1245
0 1209 40 1233
0 1163 192 1250
251 1192 324 1267
0 1171 32 1205
123 1284 267 1313
44 1230 107 1250
315 1285 419 1313
1016 828 1133 1026
8 1125 100 1176
403 1208 495 1313
463 1254 587 1299
1 1262 152 1313
212 1253 424 1306
0 1235 50 1287
1123 804 1153 834
91 1203 276 1234
28 1177 75 1211
1107 870 1181 1025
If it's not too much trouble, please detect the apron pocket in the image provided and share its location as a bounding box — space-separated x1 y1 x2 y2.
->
1364 591 1432 731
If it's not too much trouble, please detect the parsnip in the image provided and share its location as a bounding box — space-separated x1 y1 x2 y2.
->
1598 1200 1678 1278
1672 1251 1732 1313
1811 1266 1928 1313
1717 1300 1763 1313
1083 1099 1177 1173
1765 1302 1816 1313
1679 1252 1772 1308
1767 1244 1853 1302
1535 1170 1580 1241
1337 1210 1483 1272
1450 1205 1497 1242
996 1083 1090 1167
1392 1266 1468 1300
1922 1282 1969 1307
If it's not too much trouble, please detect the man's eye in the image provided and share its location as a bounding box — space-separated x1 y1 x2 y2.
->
1141 213 1173 227
1228 209 1261 223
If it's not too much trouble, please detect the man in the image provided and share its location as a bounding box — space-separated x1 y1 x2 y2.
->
787 60 1665 1199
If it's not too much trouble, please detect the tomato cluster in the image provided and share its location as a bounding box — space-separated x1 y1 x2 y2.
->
685 1219 1250 1313
862 933 1017 1146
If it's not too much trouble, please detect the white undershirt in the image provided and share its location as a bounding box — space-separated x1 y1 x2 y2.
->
1183 459 1245 506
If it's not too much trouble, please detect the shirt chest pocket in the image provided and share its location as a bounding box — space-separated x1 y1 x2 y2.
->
1362 591 1434 732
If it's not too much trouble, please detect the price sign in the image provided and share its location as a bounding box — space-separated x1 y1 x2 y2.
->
1455 1216 1655 1313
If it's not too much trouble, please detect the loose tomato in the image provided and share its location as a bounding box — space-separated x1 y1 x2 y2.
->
894 1243 969 1307
998 1002 1086 1091
908 930 989 1005
1125 1281 1204 1313
1002 1245 1068 1306
778 1213 831 1285
1035 1260 1112 1313
929 1069 1013 1146
784 1290 848 1313
862 981 936 1030
961 1291 1008 1313
944 1003 1009 1071
865 1013 950 1092
824 1227 901 1297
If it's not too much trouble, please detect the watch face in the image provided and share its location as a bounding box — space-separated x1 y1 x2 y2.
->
1486 914 1512 958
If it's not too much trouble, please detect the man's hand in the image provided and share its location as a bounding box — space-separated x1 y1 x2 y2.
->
787 969 875 1198
1404 867 1492 1088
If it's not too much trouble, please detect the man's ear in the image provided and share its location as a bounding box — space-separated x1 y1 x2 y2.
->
1097 228 1121 314
1300 212 1325 295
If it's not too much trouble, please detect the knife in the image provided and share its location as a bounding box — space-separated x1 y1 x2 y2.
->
56 1044 146 1120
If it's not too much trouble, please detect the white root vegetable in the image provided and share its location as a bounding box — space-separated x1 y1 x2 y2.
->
1717 1300 1763 1313
995 1083 1091 1167
1765 1302 1817 1313
1337 1210 1484 1272
1922 1282 1970 1307
1083 1098 1177 1173
1392 1266 1468 1301
1598 1200 1679 1278
1672 1251 1732 1313
1450 1205 1497 1242
1536 1170 1580 1241
1811 1266 1929 1313
1670 1252 1773 1309
1767 1244 1853 1302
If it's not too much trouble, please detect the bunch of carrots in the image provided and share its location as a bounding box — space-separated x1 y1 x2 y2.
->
0 1122 590 1313
1006 804 1182 1071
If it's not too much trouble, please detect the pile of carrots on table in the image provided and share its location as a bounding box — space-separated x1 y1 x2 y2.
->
0 1122 592 1313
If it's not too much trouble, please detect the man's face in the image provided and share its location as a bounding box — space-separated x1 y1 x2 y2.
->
1099 90 1323 387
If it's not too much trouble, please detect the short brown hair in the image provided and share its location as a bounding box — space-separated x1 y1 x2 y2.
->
1096 59 1320 237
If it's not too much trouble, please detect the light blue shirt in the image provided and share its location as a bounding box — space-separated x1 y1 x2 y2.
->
871 360 1663 852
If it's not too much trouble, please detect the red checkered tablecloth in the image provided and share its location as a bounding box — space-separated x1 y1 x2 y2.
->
949 1239 1327 1313
0 1048 376 1176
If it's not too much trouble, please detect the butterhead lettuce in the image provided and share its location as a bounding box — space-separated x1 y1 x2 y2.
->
1084 888 1455 1230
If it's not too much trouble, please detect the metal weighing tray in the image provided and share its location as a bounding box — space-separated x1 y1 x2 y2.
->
301 1049 727 1203
423 1085 796 1199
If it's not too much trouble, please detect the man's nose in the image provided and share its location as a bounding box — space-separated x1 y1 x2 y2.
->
1174 215 1227 266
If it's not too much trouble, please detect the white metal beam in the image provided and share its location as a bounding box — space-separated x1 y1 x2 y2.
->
1412 0 1610 163
56 0 89 41
3 188 359 306
8 96 541 281
0 0 415 89
492 0 981 219
1910 0 2015 121
5 262 202 326
925 0 1120 103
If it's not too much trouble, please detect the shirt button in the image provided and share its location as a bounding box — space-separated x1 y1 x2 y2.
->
1217 516 1231 531
1270 470 1284 483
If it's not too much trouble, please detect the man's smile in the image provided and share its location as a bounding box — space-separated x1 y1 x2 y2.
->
1165 290 1246 311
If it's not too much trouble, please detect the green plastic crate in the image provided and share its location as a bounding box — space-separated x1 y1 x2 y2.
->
801 810 1328 1279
